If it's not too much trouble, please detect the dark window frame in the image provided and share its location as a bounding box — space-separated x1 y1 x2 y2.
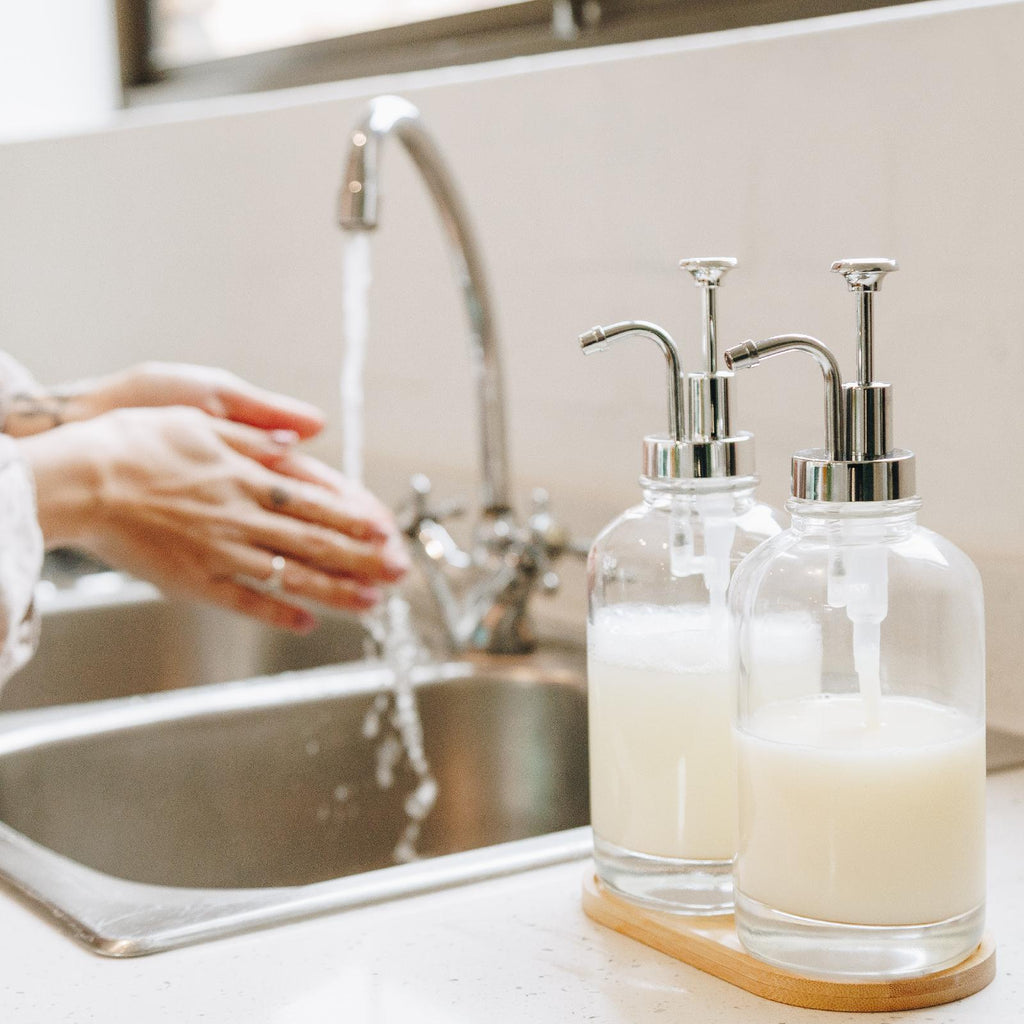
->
116 0 922 107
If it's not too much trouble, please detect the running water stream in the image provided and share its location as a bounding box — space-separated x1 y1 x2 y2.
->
341 234 437 862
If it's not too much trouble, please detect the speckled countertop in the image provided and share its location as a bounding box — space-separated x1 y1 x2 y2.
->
1 766 1020 1023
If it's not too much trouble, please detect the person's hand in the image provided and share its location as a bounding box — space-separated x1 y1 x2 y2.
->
19 406 409 632
6 362 325 439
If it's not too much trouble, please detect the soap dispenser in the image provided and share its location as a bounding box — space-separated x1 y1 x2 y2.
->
724 260 986 979
579 258 780 914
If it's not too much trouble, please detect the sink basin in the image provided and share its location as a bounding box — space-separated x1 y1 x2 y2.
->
1 566 368 710
0 656 590 955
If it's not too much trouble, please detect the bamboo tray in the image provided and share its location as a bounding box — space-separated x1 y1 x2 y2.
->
582 872 996 1012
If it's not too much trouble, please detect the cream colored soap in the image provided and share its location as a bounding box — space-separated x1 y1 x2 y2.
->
736 694 986 926
588 604 737 861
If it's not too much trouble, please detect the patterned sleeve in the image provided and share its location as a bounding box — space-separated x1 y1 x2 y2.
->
0 353 43 684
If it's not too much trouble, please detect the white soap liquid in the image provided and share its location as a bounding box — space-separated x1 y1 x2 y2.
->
588 603 737 861
736 694 986 926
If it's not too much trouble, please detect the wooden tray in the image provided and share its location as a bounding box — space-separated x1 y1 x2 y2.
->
582 872 996 1013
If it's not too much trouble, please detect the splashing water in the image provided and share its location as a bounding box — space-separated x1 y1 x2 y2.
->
341 233 437 863
363 597 438 863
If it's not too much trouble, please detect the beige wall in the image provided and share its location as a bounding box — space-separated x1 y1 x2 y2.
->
0 0 1020 725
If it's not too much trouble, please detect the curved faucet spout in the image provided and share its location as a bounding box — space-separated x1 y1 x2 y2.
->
339 95 418 230
338 95 510 515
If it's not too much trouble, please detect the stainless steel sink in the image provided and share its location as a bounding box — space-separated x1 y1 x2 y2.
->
1 565 368 711
0 656 590 955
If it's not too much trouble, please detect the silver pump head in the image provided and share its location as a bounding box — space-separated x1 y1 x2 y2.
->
723 258 916 502
578 257 754 483
679 257 755 478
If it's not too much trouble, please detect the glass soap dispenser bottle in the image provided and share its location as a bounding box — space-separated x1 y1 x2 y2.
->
579 258 780 914
724 259 986 979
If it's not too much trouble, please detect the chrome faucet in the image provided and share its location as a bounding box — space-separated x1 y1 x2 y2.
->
338 95 575 654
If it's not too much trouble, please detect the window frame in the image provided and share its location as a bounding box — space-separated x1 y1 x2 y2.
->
117 0 921 107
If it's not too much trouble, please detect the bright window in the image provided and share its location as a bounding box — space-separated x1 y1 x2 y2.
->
151 0 526 68
126 1 919 103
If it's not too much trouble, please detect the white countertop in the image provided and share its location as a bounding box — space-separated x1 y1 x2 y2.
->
3 766 1022 1023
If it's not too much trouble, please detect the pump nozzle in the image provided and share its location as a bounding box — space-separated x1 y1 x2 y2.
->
579 320 685 442
725 334 844 461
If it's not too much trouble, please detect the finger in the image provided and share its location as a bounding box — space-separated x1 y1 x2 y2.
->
203 575 320 634
215 379 325 440
211 423 398 543
90 533 322 634
211 418 306 468
208 419 396 527
221 544 385 614
209 420 389 538
242 512 410 585
250 472 396 544
273 452 398 524
270 451 352 493
99 364 324 440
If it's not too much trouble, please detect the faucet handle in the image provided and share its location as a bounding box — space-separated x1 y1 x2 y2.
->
399 475 471 570
402 474 465 527
532 489 591 558
527 490 591 596
527 489 569 557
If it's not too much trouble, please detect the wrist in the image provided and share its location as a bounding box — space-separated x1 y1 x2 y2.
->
17 422 105 548
5 383 101 437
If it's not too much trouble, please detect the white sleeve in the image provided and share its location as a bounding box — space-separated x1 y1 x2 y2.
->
0 352 44 684
0 436 42 683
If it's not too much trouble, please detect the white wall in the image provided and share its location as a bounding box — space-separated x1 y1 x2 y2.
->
0 0 1021 725
0 1 120 142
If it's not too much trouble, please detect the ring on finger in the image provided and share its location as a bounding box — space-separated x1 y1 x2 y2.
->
264 554 287 593
228 554 288 594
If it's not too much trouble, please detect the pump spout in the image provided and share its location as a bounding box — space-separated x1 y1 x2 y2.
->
579 320 686 442
725 334 845 462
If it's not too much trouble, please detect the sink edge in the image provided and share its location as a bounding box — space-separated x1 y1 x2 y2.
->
0 819 592 957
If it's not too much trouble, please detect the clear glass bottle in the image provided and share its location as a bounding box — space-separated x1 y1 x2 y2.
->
580 259 781 914
725 260 986 979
